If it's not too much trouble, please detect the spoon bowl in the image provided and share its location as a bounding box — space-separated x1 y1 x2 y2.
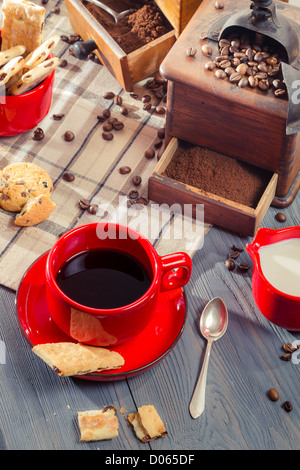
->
84 0 131 22
189 297 228 419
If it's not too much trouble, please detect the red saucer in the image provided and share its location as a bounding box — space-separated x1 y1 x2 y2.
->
16 252 188 381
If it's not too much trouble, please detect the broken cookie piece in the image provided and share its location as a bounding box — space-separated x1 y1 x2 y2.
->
1 0 45 53
32 342 124 376
128 405 168 442
78 407 119 442
14 194 56 226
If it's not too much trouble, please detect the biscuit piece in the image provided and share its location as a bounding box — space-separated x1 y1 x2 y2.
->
14 194 56 226
128 405 167 442
1 0 45 53
32 342 125 376
23 35 60 71
0 162 53 212
78 407 119 442
0 45 26 67
0 55 25 86
9 57 60 96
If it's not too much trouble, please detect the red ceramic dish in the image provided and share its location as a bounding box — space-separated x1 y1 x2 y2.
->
16 252 188 381
246 226 300 330
0 34 55 136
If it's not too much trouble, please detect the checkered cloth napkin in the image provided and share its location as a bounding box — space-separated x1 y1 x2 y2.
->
0 0 209 291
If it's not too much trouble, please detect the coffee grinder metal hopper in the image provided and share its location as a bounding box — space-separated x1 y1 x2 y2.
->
206 0 300 135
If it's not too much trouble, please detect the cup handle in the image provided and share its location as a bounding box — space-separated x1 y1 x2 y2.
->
160 252 192 292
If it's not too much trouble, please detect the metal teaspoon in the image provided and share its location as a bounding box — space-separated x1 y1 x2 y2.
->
84 0 131 22
189 297 228 419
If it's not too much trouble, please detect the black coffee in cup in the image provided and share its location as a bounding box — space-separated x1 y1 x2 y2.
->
56 249 151 309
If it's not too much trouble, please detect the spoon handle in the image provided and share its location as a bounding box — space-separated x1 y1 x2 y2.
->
189 340 212 419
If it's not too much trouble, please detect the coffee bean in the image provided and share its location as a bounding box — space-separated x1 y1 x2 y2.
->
186 47 197 57
229 250 241 260
142 94 151 103
102 131 114 141
128 190 139 199
225 66 235 76
236 63 248 75
59 59 68 68
130 93 139 99
103 123 113 132
97 115 107 122
63 172 75 182
258 79 269 91
238 77 249 88
103 91 115 99
120 106 128 115
282 342 297 353
145 148 155 159
249 76 259 87
113 121 124 131
119 166 131 175
214 69 226 79
266 56 278 66
115 95 123 106
280 353 291 362
51 6 60 14
219 59 231 69
220 46 229 56
155 106 166 115
33 127 44 141
205 61 215 71
237 262 250 273
268 388 279 402
132 175 142 186
53 113 65 120
215 1 224 9
108 117 118 124
225 259 235 271
201 44 212 56
274 88 286 97
87 204 98 214
64 130 75 142
255 72 268 80
282 401 293 412
103 109 111 118
258 63 268 73
143 103 152 111
229 72 242 83
275 212 286 222
79 198 90 210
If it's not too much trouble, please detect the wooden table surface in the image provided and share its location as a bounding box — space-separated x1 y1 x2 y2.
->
1 190 299 451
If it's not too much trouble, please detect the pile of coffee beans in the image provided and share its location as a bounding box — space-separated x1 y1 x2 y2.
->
203 32 287 98
224 245 250 273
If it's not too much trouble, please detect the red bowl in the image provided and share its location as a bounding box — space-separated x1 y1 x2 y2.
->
0 70 55 136
0 32 55 136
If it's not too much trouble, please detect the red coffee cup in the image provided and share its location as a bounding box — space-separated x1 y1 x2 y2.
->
45 222 192 346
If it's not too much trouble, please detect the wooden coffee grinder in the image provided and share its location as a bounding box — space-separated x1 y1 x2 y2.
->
159 0 300 208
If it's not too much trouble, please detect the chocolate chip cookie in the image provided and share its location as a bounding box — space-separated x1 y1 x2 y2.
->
0 162 53 212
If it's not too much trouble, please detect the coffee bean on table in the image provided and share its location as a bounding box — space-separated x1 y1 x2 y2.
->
215 1 224 9
88 204 98 214
237 262 250 273
59 59 68 68
142 94 151 103
128 190 139 199
143 103 152 111
215 69 227 79
102 131 114 141
103 109 111 119
145 148 155 159
201 44 212 56
275 212 286 222
113 121 124 131
157 128 165 139
205 61 215 71
119 166 131 175
53 113 65 120
79 198 90 210
186 47 197 57
120 106 128 115
63 172 75 182
155 106 165 115
225 259 235 271
33 127 44 141
282 401 293 413
103 123 113 132
268 388 279 402
132 175 142 186
64 130 75 142
103 91 115 99
115 96 123 106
